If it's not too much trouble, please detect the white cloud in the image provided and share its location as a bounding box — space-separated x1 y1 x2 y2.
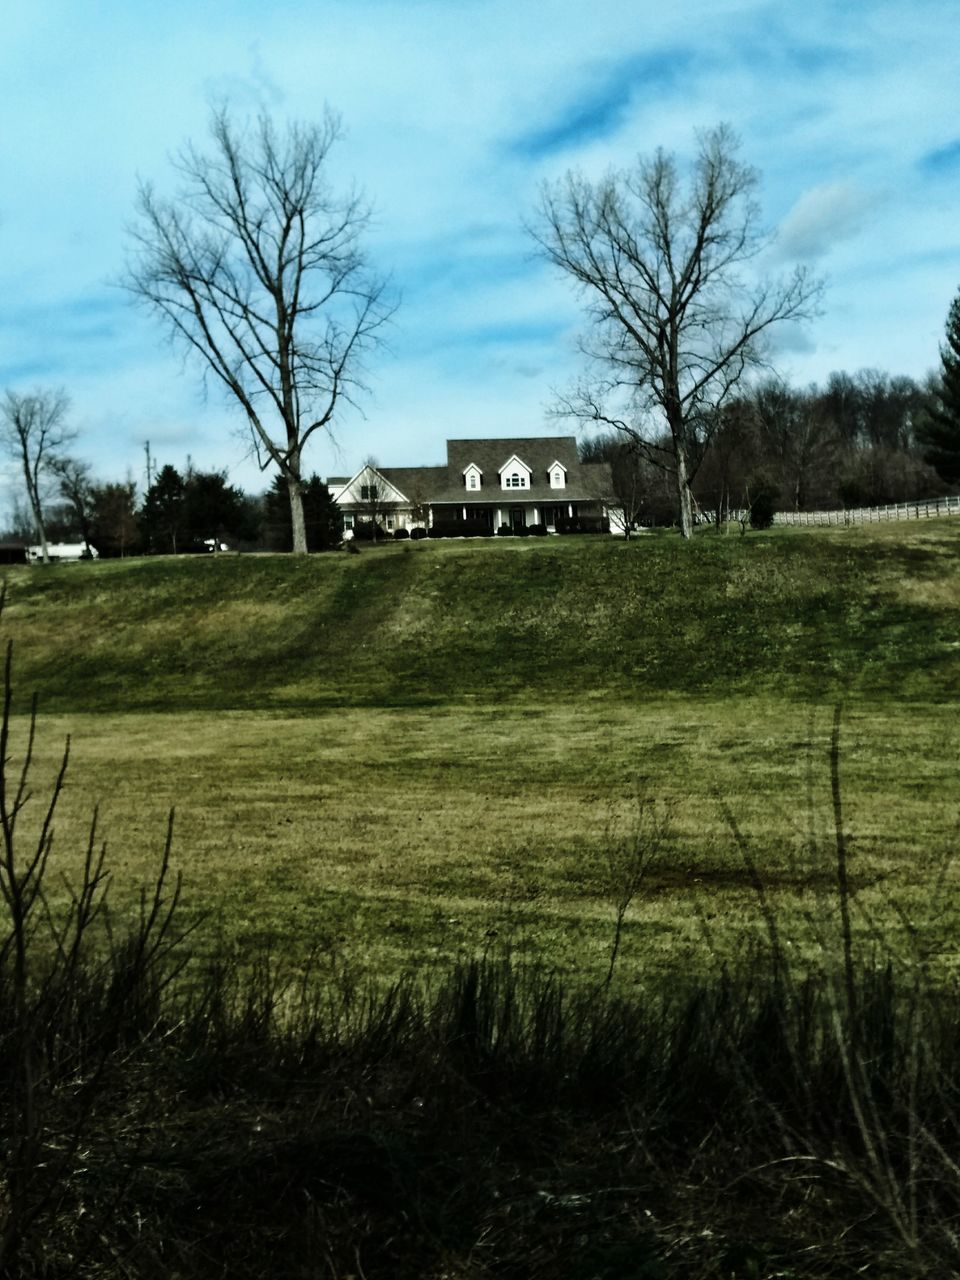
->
776 182 876 261
1 0 959 524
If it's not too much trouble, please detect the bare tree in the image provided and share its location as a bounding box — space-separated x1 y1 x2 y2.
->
125 107 393 554
580 432 650 535
751 379 840 512
0 390 75 562
50 457 95 553
532 124 821 537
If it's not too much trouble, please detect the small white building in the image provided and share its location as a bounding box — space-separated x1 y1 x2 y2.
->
26 543 99 563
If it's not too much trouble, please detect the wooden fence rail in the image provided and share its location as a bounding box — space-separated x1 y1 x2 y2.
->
771 496 960 527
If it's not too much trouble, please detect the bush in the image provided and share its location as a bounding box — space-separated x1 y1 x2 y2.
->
410 526 428 540
515 525 530 538
428 519 493 539
749 489 778 530
528 522 547 537
497 524 513 536
353 520 387 542
557 514 609 535
393 527 410 540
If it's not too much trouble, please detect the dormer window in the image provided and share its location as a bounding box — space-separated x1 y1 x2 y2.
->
463 464 483 491
498 455 532 491
548 461 567 490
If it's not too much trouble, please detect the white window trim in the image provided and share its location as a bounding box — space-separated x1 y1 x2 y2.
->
498 455 532 492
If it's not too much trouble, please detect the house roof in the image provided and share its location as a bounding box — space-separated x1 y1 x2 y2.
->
376 466 447 503
331 438 614 507
430 437 611 504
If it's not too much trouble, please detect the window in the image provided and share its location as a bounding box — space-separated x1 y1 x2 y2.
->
549 464 566 489
360 483 379 501
505 473 527 489
343 514 355 529
467 472 479 490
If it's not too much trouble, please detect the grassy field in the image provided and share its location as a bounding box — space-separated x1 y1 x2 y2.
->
8 520 960 985
6 523 960 1276
5 518 960 712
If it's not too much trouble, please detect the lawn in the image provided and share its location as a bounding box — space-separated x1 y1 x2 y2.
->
24 694 959 987
7 523 960 1277
7 521 960 985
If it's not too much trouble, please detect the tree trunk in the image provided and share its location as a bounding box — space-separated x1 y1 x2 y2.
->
287 471 308 554
673 440 695 539
25 483 49 564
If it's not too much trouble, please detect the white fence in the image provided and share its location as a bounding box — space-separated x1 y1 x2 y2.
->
772 495 960 528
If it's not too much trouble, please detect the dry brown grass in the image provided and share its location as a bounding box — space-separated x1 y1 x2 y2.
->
21 696 960 986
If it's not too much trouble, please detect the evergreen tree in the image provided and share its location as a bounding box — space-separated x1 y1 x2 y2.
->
90 482 140 557
182 470 258 545
140 466 258 552
918 288 960 485
262 474 342 551
139 465 186 553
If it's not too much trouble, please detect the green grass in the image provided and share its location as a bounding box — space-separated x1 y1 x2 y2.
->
9 521 960 984
6 523 960 1275
22 695 958 986
6 520 960 712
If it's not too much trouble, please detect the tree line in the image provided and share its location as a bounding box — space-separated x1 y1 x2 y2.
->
581 358 960 529
537 125 960 534
0 394 342 558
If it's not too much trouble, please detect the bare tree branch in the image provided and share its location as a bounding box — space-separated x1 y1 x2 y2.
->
0 390 75 562
124 107 395 553
531 124 822 537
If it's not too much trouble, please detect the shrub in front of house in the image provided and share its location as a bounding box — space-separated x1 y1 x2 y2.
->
352 520 387 542
393 527 410 540
515 525 531 538
428 520 494 539
556 515 609 535
463 520 494 538
410 527 428 540
528 523 547 536
497 524 513 536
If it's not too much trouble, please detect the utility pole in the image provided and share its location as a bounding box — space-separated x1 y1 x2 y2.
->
144 440 154 490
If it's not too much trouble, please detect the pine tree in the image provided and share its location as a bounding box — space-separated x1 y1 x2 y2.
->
919 288 960 485
261 474 342 551
139 465 185 553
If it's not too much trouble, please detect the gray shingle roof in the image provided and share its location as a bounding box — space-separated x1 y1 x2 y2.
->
428 438 610 504
333 438 613 507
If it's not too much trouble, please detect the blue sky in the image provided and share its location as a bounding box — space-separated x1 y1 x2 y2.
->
1 0 958 510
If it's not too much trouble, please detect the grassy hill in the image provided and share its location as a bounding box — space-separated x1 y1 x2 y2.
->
5 520 960 712
5 523 960 1275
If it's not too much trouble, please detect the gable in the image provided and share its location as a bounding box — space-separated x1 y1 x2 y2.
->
331 464 410 506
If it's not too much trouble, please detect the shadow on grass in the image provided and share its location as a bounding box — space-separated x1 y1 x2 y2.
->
2 580 959 1276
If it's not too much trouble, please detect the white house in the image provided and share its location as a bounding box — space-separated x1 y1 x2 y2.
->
329 437 620 536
